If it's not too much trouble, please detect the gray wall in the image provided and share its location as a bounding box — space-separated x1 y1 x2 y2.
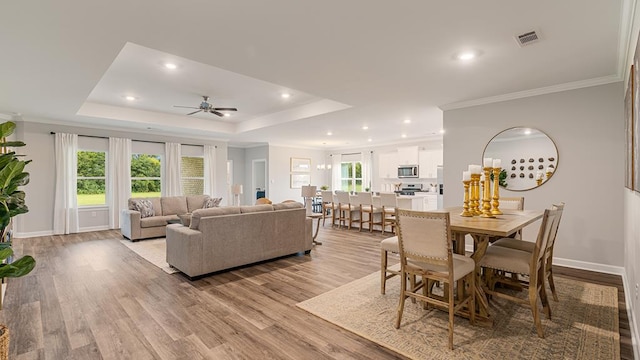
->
444 82 623 268
243 145 269 205
13 119 228 236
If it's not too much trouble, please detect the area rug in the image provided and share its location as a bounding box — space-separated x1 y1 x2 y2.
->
119 238 179 274
297 270 620 359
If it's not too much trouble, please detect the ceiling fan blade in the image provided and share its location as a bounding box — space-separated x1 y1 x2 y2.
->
187 110 203 115
211 111 225 117
174 105 200 109
213 107 238 111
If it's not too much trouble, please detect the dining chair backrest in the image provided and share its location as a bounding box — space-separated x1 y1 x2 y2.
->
501 197 525 210
530 208 559 276
335 190 350 204
545 203 565 257
357 192 374 206
379 192 398 208
321 190 334 203
397 210 452 268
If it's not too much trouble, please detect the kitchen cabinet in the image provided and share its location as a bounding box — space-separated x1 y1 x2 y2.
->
422 194 437 211
419 149 443 179
397 146 419 165
396 196 423 211
378 152 398 179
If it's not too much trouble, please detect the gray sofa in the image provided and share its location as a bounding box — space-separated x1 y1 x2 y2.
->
121 195 210 241
166 202 313 279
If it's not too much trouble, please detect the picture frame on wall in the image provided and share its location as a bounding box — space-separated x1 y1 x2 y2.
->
290 174 311 189
290 157 311 172
626 64 634 190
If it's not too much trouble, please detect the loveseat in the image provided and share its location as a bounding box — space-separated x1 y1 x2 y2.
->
121 195 218 241
166 202 313 279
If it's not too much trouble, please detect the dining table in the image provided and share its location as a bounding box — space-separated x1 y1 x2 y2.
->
440 207 545 322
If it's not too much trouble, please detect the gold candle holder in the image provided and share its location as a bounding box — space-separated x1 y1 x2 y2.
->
546 171 552 179
491 167 502 215
460 180 473 217
470 173 482 216
536 178 543 186
481 167 495 218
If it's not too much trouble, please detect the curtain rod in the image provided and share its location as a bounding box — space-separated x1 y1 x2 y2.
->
49 132 216 148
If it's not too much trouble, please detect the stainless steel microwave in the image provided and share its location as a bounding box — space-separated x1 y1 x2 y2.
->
398 165 419 178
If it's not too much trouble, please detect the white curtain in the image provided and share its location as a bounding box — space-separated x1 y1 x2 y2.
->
362 151 373 191
331 154 342 191
204 145 217 197
108 137 131 229
162 142 182 196
53 133 79 235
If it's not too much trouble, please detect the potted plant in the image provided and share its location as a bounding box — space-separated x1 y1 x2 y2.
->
0 121 36 358
320 185 329 191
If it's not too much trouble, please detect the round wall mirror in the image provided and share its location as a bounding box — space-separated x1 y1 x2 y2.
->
483 127 558 191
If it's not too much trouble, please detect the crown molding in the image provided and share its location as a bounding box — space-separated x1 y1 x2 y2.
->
0 113 13 121
619 0 637 79
439 75 622 111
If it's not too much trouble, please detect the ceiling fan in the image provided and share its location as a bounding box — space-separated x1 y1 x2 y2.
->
174 96 238 117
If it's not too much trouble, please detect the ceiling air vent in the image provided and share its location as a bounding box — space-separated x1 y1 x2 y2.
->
515 30 540 47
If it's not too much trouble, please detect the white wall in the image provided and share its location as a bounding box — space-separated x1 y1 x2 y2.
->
268 145 327 203
444 83 624 269
13 119 229 237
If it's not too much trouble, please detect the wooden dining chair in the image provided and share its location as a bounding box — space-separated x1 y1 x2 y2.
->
335 191 360 230
320 190 337 227
479 208 559 338
379 192 398 235
395 210 476 350
491 203 565 301
357 192 382 232
497 196 525 239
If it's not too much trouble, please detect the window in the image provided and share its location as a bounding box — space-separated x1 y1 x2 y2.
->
77 150 106 206
131 154 161 197
340 161 362 192
181 156 204 195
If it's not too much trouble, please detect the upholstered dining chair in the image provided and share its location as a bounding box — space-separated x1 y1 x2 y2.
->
491 203 565 301
335 191 360 230
380 236 399 294
320 190 337 227
498 196 525 239
479 208 559 338
379 192 398 235
395 210 476 350
357 192 382 232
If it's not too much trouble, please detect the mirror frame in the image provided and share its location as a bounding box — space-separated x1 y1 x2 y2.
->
483 127 559 192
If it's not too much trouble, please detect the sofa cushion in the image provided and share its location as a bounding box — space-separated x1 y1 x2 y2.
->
131 199 155 218
186 195 210 213
273 202 304 210
129 197 162 216
190 206 242 229
203 197 223 208
161 196 188 216
140 215 179 228
240 204 274 213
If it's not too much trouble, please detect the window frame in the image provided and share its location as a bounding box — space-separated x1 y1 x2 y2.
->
130 153 162 197
340 161 363 192
76 150 107 207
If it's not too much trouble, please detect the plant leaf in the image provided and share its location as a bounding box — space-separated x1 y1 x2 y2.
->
0 122 15 138
0 141 25 148
0 255 35 278
0 246 13 261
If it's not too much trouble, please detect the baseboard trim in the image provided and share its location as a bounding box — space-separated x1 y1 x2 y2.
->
13 230 53 238
622 272 640 360
14 226 112 239
553 257 625 275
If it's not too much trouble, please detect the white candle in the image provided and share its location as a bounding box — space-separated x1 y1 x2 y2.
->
462 171 471 181
480 174 485 182
546 167 554 173
469 164 481 174
483 158 493 168
492 158 501 168
536 170 543 179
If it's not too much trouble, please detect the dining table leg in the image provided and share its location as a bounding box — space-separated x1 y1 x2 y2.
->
453 231 492 323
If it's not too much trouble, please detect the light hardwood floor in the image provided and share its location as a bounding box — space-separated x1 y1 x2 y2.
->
0 227 633 359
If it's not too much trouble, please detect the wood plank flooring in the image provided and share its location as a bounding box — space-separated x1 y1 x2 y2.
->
0 226 634 359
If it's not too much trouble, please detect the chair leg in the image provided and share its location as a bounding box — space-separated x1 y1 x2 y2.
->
448 278 455 350
469 272 476 325
529 289 545 338
395 271 407 329
547 264 558 302
381 249 388 294
538 267 551 319
381 215 386 235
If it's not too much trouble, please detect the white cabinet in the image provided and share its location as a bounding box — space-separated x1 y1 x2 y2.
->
422 194 437 211
378 152 398 179
397 146 419 165
419 150 443 179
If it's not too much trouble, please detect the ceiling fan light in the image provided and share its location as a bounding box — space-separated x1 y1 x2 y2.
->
281 93 291 99
125 96 136 101
224 113 231 117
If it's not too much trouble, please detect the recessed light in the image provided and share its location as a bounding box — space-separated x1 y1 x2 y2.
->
403 119 411 124
327 131 332 136
401 134 407 138
367 138 372 142
125 96 136 101
457 51 476 61
439 129 445 134
362 126 368 130
224 113 231 117
281 93 291 99
164 63 177 70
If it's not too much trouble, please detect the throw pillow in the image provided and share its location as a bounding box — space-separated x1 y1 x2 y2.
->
132 199 155 218
203 197 222 209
